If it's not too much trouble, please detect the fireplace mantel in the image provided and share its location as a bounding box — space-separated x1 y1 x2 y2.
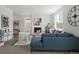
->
34 26 42 27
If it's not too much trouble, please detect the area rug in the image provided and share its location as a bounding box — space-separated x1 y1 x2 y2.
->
14 40 31 45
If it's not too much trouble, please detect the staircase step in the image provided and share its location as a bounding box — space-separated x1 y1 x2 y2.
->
4 39 18 46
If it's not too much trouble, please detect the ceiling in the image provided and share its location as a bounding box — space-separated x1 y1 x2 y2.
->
5 5 63 15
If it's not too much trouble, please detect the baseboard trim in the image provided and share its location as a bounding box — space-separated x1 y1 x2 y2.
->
32 50 79 52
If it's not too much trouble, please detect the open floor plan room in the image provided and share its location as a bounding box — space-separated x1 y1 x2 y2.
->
0 5 79 54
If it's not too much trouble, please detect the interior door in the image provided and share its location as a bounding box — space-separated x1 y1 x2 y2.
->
25 20 32 33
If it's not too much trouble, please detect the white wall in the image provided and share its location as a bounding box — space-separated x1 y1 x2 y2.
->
50 15 55 24
63 5 79 37
51 5 79 37
0 6 13 39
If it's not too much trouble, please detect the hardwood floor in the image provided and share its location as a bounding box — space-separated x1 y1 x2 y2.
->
0 34 79 54
0 45 31 54
0 45 79 54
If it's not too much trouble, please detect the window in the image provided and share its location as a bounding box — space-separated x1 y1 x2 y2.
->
55 13 63 30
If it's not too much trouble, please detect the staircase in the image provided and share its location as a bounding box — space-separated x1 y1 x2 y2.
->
4 39 18 46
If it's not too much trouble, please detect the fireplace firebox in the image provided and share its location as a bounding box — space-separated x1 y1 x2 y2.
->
34 27 41 33
34 27 42 35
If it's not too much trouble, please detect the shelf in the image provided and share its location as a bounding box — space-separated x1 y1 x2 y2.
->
34 26 42 27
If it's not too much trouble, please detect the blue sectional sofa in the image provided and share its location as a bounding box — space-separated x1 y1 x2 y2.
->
31 32 79 51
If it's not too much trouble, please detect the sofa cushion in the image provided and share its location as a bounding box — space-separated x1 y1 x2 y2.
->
57 32 74 37
42 33 56 37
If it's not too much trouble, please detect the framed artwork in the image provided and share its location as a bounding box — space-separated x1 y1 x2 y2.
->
34 18 42 26
13 20 19 28
1 15 9 28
